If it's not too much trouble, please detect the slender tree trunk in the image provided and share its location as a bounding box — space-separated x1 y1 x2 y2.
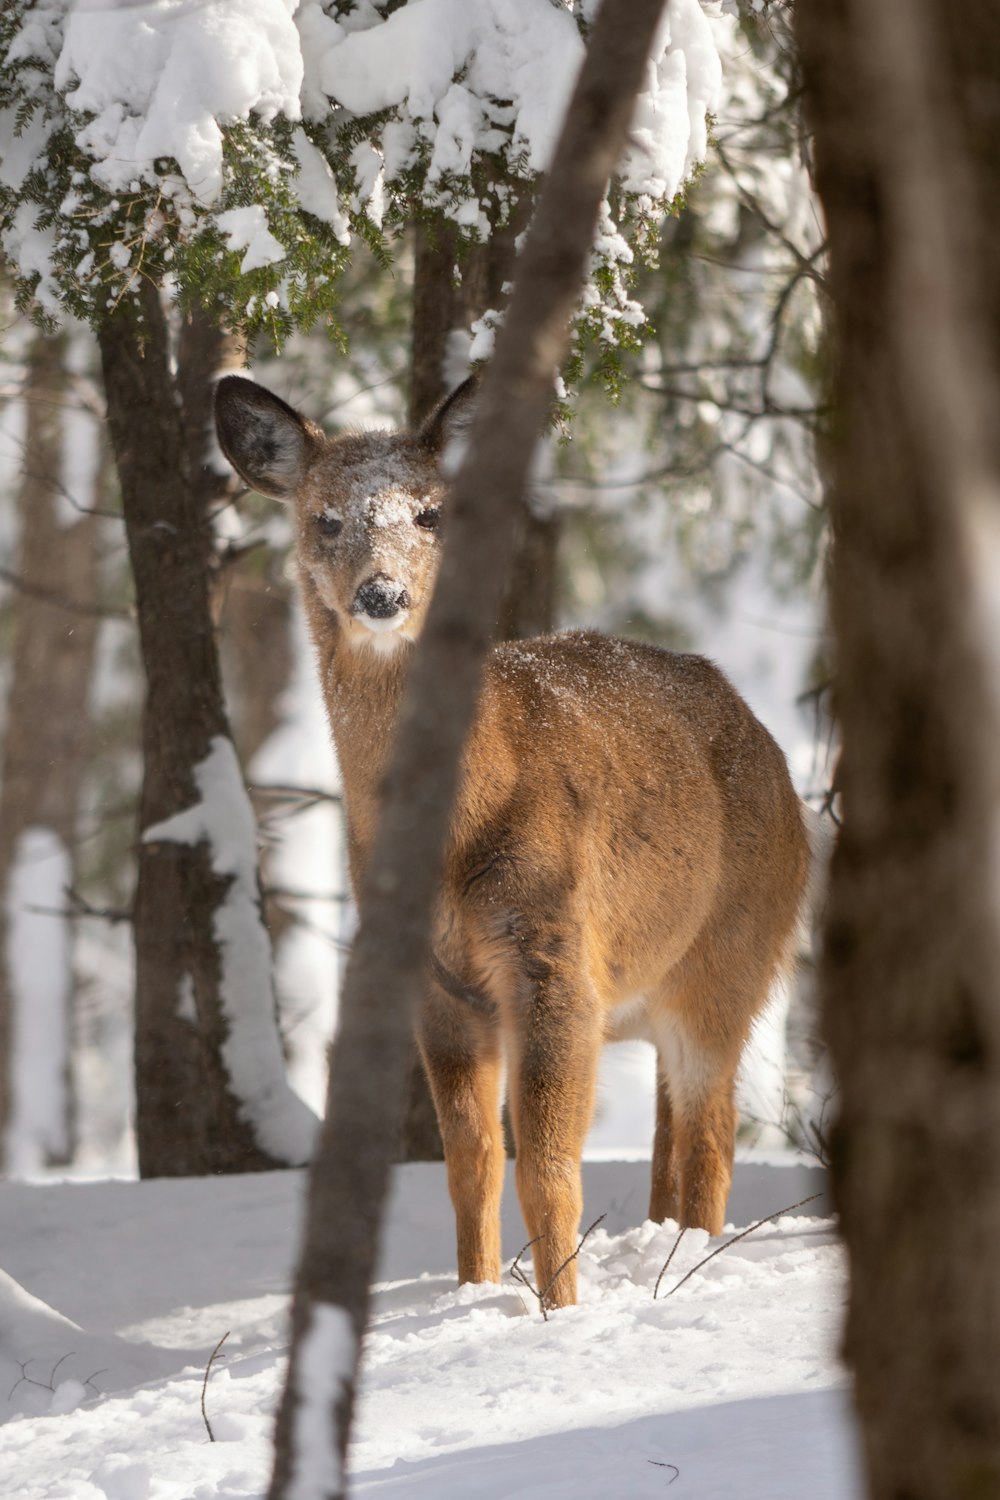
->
219 553 294 770
408 199 557 644
0 330 100 1170
796 2 1000 1495
269 4 668 1493
399 197 555 1161
98 288 314 1177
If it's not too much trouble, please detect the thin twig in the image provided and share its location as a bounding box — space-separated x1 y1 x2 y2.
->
24 887 133 925
0 565 130 620
509 1235 546 1301
652 1227 688 1300
648 1460 681 1484
201 1331 230 1442
249 782 343 807
509 1216 607 1319
538 1213 607 1309
658 1194 825 1300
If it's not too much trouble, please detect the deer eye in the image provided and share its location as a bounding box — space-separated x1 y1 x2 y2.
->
414 506 440 531
316 512 342 539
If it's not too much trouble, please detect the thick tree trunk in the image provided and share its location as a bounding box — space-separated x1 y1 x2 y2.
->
0 331 100 1170
796 2 1000 1495
269 3 668 1493
98 288 312 1177
400 199 556 1162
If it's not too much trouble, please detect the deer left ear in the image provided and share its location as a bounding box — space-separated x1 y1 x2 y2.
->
418 376 479 456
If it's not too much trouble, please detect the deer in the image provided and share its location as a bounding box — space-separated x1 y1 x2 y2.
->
215 373 814 1310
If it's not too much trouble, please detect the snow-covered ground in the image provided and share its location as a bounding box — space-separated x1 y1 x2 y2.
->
0 1154 860 1500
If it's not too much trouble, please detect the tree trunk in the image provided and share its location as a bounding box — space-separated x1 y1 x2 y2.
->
98 288 314 1177
796 2 1000 1495
399 197 556 1161
269 3 668 1493
409 199 557 643
0 330 100 1171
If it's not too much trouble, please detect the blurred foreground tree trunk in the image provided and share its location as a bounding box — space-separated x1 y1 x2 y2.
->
98 292 314 1177
399 202 557 1162
0 331 100 1171
797 1 1000 1495
269 2 668 1493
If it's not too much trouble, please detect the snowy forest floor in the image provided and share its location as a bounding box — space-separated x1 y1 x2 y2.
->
0 1154 861 1500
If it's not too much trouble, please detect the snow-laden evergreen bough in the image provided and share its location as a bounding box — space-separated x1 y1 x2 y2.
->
0 0 721 381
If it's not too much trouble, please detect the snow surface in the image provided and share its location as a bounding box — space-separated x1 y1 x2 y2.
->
0 1156 860 1499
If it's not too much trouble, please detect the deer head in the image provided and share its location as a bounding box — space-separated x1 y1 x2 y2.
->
215 376 476 655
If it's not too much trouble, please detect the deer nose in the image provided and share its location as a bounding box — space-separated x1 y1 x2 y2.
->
352 575 411 620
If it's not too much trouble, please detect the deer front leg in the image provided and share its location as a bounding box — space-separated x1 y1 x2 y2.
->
417 989 505 1287
506 944 601 1311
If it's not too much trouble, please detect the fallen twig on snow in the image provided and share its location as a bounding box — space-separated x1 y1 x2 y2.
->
201 1331 230 1442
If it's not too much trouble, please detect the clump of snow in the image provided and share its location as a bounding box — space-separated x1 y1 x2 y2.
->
318 0 584 179
215 205 287 273
54 0 304 203
143 735 317 1164
291 128 351 243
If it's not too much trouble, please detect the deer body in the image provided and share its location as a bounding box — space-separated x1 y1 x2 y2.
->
216 376 810 1308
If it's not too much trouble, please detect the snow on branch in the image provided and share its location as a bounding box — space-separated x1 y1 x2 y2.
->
143 735 317 1165
0 0 722 375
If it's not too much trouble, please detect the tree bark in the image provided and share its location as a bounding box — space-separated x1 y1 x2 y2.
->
796 2 1000 1495
268 2 669 1493
399 198 555 1161
0 330 100 1170
98 288 312 1177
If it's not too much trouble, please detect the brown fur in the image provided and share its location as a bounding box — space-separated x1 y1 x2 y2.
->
215 376 810 1309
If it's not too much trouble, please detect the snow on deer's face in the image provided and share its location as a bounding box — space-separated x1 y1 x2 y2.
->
214 375 474 655
295 431 446 654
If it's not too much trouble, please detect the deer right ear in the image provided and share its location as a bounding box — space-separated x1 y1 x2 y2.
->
418 375 479 456
215 376 316 500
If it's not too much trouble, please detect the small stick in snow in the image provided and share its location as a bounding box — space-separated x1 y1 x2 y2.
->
652 1227 687 1301
200 1331 230 1442
509 1234 547 1311
509 1215 607 1318
657 1193 825 1301
648 1460 680 1484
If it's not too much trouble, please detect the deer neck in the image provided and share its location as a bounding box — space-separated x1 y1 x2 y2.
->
320 625 413 867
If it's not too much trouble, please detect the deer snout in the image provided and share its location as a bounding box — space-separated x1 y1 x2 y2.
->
352 575 411 621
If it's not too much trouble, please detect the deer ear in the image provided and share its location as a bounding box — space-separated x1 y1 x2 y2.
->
418 375 479 457
215 376 316 500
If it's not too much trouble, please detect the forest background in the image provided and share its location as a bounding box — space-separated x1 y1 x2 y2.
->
0 0 829 1181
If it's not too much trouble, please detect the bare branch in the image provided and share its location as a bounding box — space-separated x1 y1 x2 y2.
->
0 564 131 621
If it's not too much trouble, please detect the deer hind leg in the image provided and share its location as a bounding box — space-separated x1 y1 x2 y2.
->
417 985 504 1287
505 933 602 1311
649 1008 741 1236
649 1058 681 1224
